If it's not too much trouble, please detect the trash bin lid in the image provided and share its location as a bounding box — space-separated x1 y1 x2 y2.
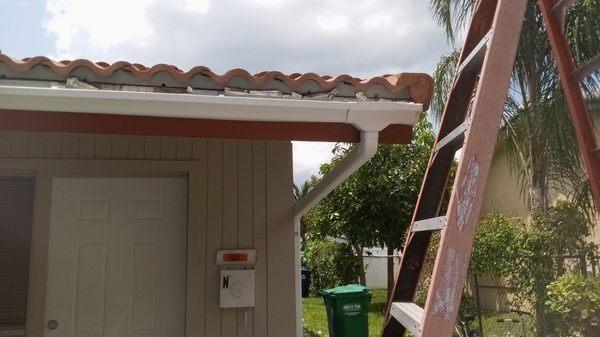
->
320 284 369 296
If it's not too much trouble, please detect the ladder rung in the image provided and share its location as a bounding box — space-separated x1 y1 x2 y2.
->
572 54 600 82
552 0 577 27
434 122 468 153
412 216 446 232
390 302 423 337
455 30 492 75
552 0 577 13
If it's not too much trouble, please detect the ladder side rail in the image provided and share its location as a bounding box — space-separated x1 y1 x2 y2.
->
419 0 528 335
539 0 600 214
381 153 454 337
455 0 498 71
381 1 502 336
437 0 498 140
381 72 479 336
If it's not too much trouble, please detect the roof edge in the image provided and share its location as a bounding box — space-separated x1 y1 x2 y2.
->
0 54 434 109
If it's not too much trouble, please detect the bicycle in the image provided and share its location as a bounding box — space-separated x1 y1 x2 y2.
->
455 313 480 337
496 309 531 337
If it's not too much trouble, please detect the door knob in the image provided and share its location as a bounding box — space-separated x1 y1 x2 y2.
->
47 319 59 330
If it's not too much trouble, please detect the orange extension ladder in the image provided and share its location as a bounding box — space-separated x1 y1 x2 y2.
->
381 0 528 336
381 0 600 336
539 0 600 215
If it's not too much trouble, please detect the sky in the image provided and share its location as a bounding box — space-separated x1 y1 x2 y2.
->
0 0 452 184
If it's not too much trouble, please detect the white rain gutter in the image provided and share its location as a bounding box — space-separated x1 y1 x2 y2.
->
0 83 422 337
0 85 420 125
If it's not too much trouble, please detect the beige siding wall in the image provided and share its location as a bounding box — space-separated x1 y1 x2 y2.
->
481 146 529 218
0 131 296 337
0 132 204 160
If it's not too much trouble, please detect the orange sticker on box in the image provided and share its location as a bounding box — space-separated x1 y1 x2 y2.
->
223 253 248 262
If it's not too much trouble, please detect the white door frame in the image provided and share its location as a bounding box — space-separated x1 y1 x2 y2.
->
0 159 204 337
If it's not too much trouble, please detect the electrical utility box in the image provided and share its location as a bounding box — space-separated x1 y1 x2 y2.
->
217 250 256 308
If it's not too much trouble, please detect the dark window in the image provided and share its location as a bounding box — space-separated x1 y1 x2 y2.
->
0 178 34 331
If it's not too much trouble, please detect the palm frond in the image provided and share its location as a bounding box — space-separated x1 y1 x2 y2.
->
429 0 478 44
431 50 460 122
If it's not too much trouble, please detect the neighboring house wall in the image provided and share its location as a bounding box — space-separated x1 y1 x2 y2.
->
483 107 600 244
0 131 296 337
481 145 529 218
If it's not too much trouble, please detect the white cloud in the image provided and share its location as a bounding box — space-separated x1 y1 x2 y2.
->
292 142 336 185
317 14 350 31
44 0 156 57
238 0 288 8
362 14 392 29
43 0 450 74
42 0 451 182
180 0 210 12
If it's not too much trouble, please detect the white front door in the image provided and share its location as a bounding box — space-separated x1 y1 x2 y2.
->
44 177 187 337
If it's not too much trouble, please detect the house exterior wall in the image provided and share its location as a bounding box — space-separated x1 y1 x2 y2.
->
481 145 529 218
0 131 296 337
482 108 600 245
482 146 600 245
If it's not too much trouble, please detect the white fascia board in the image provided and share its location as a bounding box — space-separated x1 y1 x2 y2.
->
0 85 422 127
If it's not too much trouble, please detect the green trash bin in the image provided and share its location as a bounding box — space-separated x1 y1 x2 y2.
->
319 284 372 337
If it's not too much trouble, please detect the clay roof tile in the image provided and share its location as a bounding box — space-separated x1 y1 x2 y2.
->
0 53 433 108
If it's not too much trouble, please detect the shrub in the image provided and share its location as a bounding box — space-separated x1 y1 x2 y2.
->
545 275 600 337
304 239 360 294
513 202 595 336
470 203 598 336
470 213 523 277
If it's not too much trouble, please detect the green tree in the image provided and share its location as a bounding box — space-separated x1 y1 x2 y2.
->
430 0 600 214
307 117 435 293
304 239 361 294
294 179 316 244
469 213 523 277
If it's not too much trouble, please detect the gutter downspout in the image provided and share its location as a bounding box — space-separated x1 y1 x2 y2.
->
293 131 379 221
293 131 379 337
293 107 407 337
294 101 415 221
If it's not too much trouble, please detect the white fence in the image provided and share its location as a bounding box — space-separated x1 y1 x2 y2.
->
363 247 400 289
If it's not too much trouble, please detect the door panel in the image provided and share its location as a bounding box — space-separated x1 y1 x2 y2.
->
45 178 187 337
73 242 108 336
131 241 159 333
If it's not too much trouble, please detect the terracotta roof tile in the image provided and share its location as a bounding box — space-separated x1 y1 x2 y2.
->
0 54 433 109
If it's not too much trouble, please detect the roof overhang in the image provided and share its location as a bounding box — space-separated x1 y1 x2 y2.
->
0 84 422 143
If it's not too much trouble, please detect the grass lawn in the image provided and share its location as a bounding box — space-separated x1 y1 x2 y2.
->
302 288 387 337
303 288 535 337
